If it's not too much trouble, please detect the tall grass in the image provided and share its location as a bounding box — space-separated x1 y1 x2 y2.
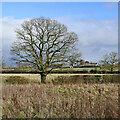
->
2 83 119 118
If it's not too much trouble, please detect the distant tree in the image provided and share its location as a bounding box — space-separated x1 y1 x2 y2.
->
67 49 82 67
80 59 85 65
23 62 31 68
16 62 22 69
2 62 6 69
100 52 118 72
118 59 120 71
0 59 1 70
9 65 14 69
11 18 80 83
17 62 31 69
85 61 89 64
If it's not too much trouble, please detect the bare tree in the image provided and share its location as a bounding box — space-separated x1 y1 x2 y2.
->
100 52 118 72
11 18 79 83
2 62 6 69
67 49 82 67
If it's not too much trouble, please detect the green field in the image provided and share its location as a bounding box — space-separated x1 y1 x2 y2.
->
2 67 99 72
53 67 100 71
2 66 119 74
52 67 100 73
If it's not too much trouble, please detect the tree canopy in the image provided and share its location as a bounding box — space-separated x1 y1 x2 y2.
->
11 18 81 83
100 52 118 72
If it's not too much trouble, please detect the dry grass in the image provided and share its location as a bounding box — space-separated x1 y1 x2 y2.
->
0 74 119 84
0 74 41 84
2 83 119 119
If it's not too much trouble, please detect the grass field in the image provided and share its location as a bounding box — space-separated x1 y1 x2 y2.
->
1 67 100 73
1 74 119 118
2 83 119 118
53 67 100 71
2 67 99 71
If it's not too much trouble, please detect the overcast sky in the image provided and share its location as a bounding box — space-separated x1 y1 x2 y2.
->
1 2 118 66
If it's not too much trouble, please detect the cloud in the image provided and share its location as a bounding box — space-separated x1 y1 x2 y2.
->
56 16 118 62
1 17 26 65
2 17 30 45
1 16 118 66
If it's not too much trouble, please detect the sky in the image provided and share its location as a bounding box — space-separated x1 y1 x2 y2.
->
1 2 118 67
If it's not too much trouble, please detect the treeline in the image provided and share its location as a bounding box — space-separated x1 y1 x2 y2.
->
1 68 120 74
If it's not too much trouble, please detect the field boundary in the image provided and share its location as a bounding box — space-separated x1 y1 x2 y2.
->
0 73 120 76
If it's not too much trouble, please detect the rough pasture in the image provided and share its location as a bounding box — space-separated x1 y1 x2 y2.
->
2 83 119 118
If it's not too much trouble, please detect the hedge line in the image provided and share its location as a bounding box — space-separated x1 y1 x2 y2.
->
3 74 119 84
52 75 119 84
2 69 120 74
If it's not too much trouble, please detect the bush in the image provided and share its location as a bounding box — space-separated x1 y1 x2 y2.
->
102 75 119 83
79 70 88 73
52 75 84 84
106 71 119 74
101 70 106 74
89 69 98 74
4 76 30 84
51 69 89 74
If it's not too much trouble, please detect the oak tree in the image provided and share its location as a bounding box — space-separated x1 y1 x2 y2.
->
11 18 79 83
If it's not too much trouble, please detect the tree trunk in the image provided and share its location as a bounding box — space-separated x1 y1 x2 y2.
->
41 73 46 84
110 67 113 72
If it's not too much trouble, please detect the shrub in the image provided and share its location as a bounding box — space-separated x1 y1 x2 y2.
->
4 76 30 84
106 71 119 74
89 69 98 74
79 70 88 73
102 75 119 83
100 70 106 74
52 75 84 84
